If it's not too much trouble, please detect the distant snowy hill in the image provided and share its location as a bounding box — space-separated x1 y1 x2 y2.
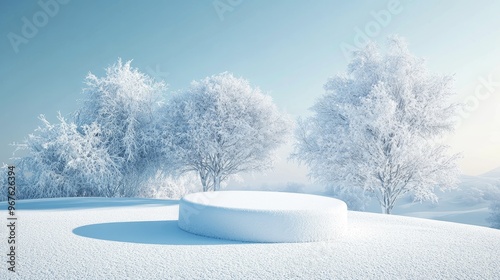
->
479 166 500 178
0 197 499 279
366 174 500 227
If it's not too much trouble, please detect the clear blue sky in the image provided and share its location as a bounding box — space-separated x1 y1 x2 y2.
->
1 0 500 187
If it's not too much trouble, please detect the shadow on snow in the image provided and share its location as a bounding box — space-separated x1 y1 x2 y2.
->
73 220 246 245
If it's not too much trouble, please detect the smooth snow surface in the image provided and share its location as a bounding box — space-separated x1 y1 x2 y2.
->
178 191 348 242
1 197 499 279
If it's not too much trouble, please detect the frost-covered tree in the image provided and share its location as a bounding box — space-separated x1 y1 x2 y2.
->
75 59 166 196
138 171 200 199
160 72 291 191
293 36 460 214
7 59 168 199
13 114 120 199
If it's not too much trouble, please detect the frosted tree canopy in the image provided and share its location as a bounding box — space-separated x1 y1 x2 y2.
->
159 72 292 191
293 36 461 214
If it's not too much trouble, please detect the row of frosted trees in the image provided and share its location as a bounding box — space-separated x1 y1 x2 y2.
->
6 60 291 200
3 36 464 214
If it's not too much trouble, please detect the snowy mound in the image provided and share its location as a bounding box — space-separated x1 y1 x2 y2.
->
178 191 348 242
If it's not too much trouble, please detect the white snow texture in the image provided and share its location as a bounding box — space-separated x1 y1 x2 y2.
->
1 197 499 279
178 191 347 242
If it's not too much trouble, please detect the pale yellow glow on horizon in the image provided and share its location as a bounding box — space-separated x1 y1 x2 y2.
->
448 68 500 176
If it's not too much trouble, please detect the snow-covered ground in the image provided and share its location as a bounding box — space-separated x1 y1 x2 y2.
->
1 197 499 279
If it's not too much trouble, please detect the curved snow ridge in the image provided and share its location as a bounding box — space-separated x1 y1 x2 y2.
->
178 191 348 243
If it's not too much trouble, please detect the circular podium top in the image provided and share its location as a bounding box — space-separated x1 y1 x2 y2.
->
181 191 346 211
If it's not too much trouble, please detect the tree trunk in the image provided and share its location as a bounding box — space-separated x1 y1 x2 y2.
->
213 175 221 191
381 191 393 214
199 171 209 192
381 200 393 214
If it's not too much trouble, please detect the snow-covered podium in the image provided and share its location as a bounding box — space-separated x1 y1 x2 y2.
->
178 191 347 243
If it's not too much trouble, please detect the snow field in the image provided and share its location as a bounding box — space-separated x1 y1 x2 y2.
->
178 191 348 242
0 197 499 279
